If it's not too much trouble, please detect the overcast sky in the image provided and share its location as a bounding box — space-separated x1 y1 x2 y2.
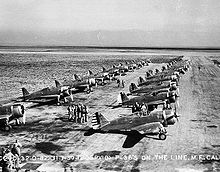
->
0 0 220 47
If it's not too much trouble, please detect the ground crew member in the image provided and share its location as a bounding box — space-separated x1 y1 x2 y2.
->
134 102 141 112
117 79 120 87
141 103 147 115
121 80 125 88
73 104 77 123
82 104 88 123
11 140 22 171
71 104 76 122
132 105 136 113
79 103 84 123
67 105 73 121
75 104 79 123
76 104 82 124
2 148 14 171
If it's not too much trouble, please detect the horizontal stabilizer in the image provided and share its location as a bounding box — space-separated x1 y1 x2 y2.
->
129 83 138 93
22 88 29 97
55 80 61 88
91 112 109 129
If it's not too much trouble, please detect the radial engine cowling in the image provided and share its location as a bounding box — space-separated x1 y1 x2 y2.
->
167 117 176 125
11 104 25 118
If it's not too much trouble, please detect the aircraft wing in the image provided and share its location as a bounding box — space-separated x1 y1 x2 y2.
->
147 100 165 106
0 115 9 120
26 95 59 103
132 122 163 134
27 99 56 103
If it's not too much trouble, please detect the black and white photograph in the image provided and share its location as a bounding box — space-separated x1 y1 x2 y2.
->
0 0 219 171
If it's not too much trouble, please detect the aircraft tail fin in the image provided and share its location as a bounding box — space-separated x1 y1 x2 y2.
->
129 83 138 93
55 80 61 88
73 74 81 81
138 77 145 85
146 71 151 77
117 92 129 104
87 70 93 76
102 67 106 72
91 112 108 129
22 88 30 97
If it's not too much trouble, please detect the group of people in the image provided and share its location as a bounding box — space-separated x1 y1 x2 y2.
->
0 140 22 172
67 103 88 124
116 78 125 88
132 102 148 115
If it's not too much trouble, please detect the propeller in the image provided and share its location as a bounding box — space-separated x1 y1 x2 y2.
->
175 93 180 108
173 103 180 121
22 113 26 124
69 89 74 102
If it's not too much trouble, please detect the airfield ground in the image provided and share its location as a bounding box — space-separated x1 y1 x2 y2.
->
0 54 220 172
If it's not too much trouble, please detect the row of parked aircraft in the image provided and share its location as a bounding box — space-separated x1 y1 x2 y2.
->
83 56 190 148
0 59 150 131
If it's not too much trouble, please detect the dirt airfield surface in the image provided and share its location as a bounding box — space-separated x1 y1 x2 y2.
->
0 51 220 172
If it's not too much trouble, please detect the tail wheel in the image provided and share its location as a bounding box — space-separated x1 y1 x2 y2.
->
4 125 11 132
159 133 167 140
86 89 91 94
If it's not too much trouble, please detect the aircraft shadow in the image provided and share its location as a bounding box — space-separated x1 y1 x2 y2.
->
80 128 161 148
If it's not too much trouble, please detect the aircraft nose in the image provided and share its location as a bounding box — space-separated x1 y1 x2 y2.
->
167 117 176 125
168 92 176 103
89 78 96 86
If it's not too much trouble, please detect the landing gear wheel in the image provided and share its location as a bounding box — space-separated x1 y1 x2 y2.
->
4 125 11 132
159 133 166 140
16 119 21 126
86 89 91 94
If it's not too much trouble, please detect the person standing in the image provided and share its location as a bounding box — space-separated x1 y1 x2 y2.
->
121 80 125 88
2 148 14 172
116 78 120 87
79 103 84 123
76 104 82 124
82 104 88 123
141 103 148 116
132 104 136 113
73 104 77 123
67 105 73 121
11 140 22 171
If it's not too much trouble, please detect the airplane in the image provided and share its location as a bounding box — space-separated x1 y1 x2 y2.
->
144 72 179 81
19 80 73 104
116 91 177 110
0 104 25 131
128 82 178 96
84 108 178 148
76 71 109 86
60 75 94 94
112 64 129 74
125 61 137 71
101 66 120 79
138 75 178 87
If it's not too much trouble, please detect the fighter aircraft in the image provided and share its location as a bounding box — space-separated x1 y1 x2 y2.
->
128 82 178 96
75 71 108 86
138 75 178 87
84 109 178 148
60 75 94 94
0 104 25 131
101 66 120 78
117 91 177 110
20 80 73 104
112 64 129 74
125 61 137 71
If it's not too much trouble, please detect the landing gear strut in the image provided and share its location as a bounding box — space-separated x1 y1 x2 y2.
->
158 133 167 140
